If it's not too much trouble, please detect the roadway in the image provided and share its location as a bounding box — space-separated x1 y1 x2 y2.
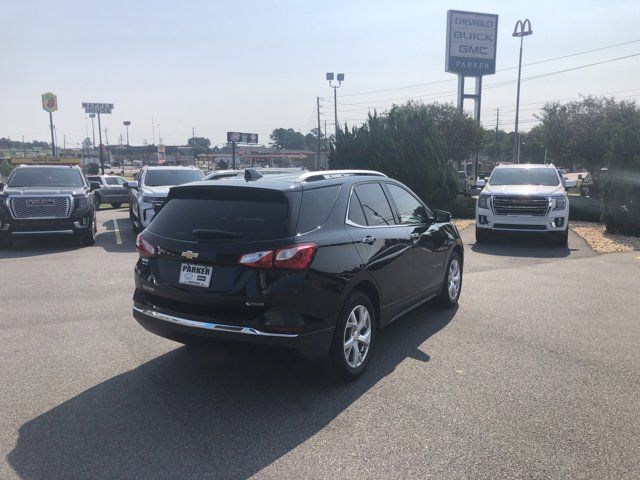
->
1 208 638 479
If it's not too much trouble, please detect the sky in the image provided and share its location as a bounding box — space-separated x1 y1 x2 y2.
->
2 0 639 148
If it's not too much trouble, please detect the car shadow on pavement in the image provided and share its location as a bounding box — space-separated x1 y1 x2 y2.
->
95 218 137 254
471 232 574 258
0 237 85 259
8 302 457 480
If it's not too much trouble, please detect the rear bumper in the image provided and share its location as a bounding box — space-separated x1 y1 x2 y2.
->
132 303 334 359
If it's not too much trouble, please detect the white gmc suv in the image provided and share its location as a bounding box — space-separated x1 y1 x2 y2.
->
475 164 576 247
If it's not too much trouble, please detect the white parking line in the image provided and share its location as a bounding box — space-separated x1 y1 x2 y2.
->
113 219 122 245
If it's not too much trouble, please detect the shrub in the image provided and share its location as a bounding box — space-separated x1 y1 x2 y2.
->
84 163 100 175
600 169 640 236
450 195 475 219
569 195 602 222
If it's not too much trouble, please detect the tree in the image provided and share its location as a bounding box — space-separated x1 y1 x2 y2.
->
424 103 485 168
329 101 456 209
269 128 307 150
187 136 211 157
0 159 13 179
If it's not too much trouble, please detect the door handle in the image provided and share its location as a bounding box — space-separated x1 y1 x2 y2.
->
362 235 376 245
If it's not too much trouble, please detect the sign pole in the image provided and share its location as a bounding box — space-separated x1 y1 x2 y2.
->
49 111 56 157
474 76 482 180
97 112 105 175
232 141 237 169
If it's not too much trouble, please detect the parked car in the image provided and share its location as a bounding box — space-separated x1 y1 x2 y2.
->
87 175 130 209
457 171 470 195
127 166 203 232
475 163 576 246
132 169 464 381
0 165 98 248
132 160 142 167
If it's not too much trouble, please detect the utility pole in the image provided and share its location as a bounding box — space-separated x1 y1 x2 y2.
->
63 134 66 150
152 117 155 145
97 113 105 174
22 135 26 158
192 127 196 166
316 97 321 170
105 128 109 146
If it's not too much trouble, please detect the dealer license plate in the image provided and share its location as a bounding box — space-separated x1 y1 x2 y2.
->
178 262 213 288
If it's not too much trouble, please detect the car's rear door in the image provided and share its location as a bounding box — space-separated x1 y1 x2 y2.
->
345 182 417 322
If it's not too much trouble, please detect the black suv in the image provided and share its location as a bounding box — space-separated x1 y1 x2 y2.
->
133 169 463 381
0 165 98 248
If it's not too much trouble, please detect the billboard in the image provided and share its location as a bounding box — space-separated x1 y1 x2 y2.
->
81 102 114 114
227 132 258 144
42 92 58 113
446 10 498 77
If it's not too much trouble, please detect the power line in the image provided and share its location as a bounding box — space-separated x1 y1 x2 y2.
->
320 38 640 100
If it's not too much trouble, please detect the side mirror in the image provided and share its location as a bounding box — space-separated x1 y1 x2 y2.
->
89 181 101 191
0 182 4 191
564 179 577 189
433 209 451 223
126 181 139 189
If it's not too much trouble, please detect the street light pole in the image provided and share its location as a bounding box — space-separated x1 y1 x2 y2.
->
123 121 131 146
326 72 344 138
513 19 533 164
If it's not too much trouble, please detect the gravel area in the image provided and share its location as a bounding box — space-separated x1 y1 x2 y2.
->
570 221 640 254
452 219 475 231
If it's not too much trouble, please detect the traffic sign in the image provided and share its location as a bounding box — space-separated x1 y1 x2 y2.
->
82 102 114 114
42 92 58 113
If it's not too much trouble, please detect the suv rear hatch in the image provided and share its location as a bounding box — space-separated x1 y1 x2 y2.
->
137 185 304 321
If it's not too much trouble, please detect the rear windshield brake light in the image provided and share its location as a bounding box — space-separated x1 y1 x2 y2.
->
238 243 317 270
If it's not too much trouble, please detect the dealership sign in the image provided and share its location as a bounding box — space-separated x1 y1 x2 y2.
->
81 102 114 114
446 10 498 76
227 132 258 144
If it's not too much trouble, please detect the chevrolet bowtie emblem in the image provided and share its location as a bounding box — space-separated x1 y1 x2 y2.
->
181 251 199 260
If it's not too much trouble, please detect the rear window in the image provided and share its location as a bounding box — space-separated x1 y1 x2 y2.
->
148 188 291 242
296 185 341 234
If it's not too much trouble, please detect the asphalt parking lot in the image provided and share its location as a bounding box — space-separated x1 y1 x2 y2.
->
1 208 639 479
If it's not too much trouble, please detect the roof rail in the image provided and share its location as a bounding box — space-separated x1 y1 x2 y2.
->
298 169 387 182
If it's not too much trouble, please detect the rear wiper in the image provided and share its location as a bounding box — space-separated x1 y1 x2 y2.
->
192 229 243 239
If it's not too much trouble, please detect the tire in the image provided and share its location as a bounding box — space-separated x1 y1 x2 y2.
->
130 204 141 233
77 214 96 246
111 203 122 209
555 228 569 247
475 226 490 243
435 251 462 308
94 195 101 210
324 291 376 383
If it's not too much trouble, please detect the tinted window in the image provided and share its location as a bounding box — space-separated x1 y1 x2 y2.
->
347 191 367 226
116 177 128 185
296 185 341 234
105 177 119 185
144 169 203 187
87 176 101 184
353 183 396 226
489 168 560 186
8 168 85 187
386 184 429 225
149 189 291 242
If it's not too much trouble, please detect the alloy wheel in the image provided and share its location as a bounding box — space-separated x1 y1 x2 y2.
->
448 259 461 300
343 305 372 368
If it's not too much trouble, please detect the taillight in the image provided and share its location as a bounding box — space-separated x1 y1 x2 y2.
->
136 233 157 257
238 250 273 268
238 242 317 270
